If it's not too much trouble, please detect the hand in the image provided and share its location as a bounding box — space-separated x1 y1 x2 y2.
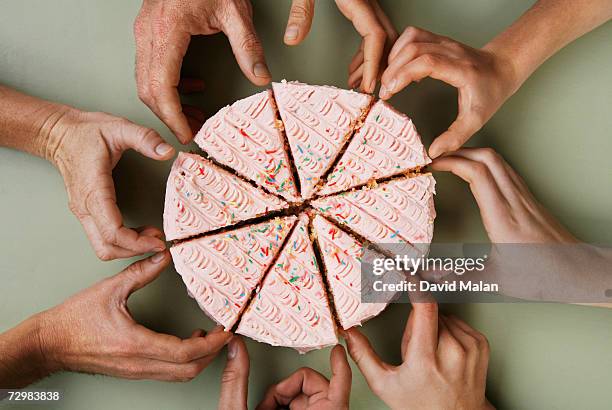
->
379 27 518 158
345 301 493 410
257 345 351 410
134 0 271 144
430 148 577 243
35 251 232 381
50 109 174 260
282 0 397 93
217 336 250 410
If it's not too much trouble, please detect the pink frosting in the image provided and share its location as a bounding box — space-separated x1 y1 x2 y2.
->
272 81 372 199
171 216 297 330
194 90 299 202
237 214 338 353
313 215 388 329
311 174 436 250
319 100 431 195
163 152 288 241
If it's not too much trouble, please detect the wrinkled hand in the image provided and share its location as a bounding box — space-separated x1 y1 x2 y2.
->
36 251 231 381
345 301 493 410
431 148 577 243
380 27 518 158
283 0 397 93
256 345 351 410
51 109 174 260
134 0 271 144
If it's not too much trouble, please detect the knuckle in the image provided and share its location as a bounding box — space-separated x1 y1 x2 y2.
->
480 147 500 163
95 247 114 261
404 43 420 57
289 3 312 21
419 53 438 67
402 26 420 39
183 363 202 380
221 368 244 384
471 162 491 181
239 32 263 53
173 348 193 364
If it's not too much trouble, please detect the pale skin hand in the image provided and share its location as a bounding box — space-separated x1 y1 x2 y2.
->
380 0 612 158
345 301 493 410
0 251 232 388
216 342 351 410
0 85 172 261
134 0 272 144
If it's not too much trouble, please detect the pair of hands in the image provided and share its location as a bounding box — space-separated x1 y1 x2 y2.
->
134 0 398 144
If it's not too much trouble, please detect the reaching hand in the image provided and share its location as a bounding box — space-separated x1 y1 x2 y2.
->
379 27 518 158
283 0 397 93
430 148 577 243
36 251 231 381
51 109 174 260
134 0 271 144
256 345 351 410
345 301 493 410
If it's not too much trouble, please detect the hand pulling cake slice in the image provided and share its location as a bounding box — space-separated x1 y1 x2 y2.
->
171 216 297 330
163 152 288 241
237 213 338 353
318 100 431 195
311 174 436 256
194 90 299 202
312 215 391 329
272 81 373 199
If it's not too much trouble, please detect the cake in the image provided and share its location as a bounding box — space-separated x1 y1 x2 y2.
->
318 100 431 196
311 175 436 254
194 90 299 202
170 216 296 330
236 214 338 353
163 152 288 241
164 82 436 352
272 81 372 199
312 215 388 329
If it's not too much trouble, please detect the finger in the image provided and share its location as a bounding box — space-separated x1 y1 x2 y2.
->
404 298 439 359
437 316 468 371
222 3 271 86
116 117 176 161
178 78 205 94
389 26 446 61
99 354 218 382
428 115 483 159
384 42 461 79
284 0 315 45
348 42 364 74
335 0 386 93
257 368 329 409
370 0 398 43
182 104 207 134
441 315 479 368
134 1 154 109
117 251 170 296
328 345 352 405
380 53 464 100
348 63 364 89
135 225 165 241
85 181 166 254
218 336 250 410
78 213 139 260
343 328 388 385
430 156 510 223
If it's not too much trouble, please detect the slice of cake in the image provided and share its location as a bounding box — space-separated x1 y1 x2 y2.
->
237 213 338 353
170 216 297 330
194 90 299 202
164 152 288 241
312 215 389 329
318 100 431 195
311 175 436 254
272 81 373 199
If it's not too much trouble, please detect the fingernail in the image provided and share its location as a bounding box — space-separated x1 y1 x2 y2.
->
368 79 376 94
151 251 166 263
155 142 174 156
284 25 299 41
253 62 271 78
228 338 238 360
154 246 166 252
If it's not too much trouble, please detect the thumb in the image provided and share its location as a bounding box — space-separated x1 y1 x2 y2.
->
428 114 480 159
218 336 250 410
343 328 387 387
221 5 271 86
116 119 175 160
284 0 315 45
117 251 170 297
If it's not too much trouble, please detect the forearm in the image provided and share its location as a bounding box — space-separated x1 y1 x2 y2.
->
484 0 612 87
0 314 53 388
0 85 72 164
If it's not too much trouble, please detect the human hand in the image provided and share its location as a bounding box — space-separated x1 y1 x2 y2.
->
282 0 397 93
430 148 577 243
134 0 271 144
34 251 231 381
345 301 493 410
217 336 250 410
380 27 519 158
49 109 174 260
256 345 351 410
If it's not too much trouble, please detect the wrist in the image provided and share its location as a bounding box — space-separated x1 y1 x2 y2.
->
39 105 80 168
481 42 523 98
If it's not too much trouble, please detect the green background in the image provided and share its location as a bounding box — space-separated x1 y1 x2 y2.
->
1 0 611 409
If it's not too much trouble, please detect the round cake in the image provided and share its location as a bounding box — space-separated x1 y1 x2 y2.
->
164 81 435 353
